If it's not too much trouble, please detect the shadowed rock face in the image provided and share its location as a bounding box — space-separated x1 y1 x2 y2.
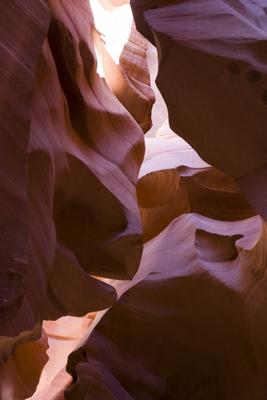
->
130 0 267 220
0 1 145 396
137 167 255 243
0 0 50 327
1 1 267 399
66 276 265 400
64 119 267 399
65 210 267 399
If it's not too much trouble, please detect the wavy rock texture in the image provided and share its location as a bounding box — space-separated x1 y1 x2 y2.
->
1 0 145 397
92 1 155 131
130 0 267 219
1 1 267 399
118 24 155 131
65 123 266 400
66 136 267 399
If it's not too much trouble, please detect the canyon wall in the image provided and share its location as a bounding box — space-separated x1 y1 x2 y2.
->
0 1 267 399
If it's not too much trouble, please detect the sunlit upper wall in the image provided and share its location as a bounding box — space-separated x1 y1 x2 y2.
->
90 0 133 65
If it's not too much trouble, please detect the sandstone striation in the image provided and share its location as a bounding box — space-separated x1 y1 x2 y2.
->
1 1 267 399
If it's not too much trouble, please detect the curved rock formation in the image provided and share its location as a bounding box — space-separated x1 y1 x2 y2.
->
1 1 267 399
66 213 267 399
66 125 267 400
1 0 145 396
130 0 267 219
0 333 48 400
92 1 155 131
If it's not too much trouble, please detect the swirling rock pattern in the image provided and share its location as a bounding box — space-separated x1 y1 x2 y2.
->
1 0 145 397
1 1 267 399
66 131 267 399
67 275 265 399
130 0 267 219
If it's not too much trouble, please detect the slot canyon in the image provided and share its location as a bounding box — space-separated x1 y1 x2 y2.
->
1 1 267 399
